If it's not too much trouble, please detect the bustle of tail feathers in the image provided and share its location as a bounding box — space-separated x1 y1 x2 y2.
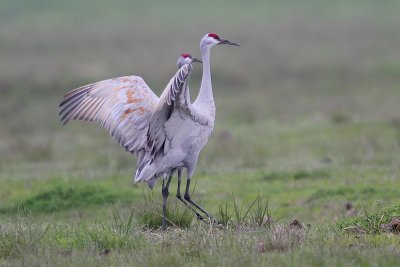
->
134 163 157 184
147 177 158 189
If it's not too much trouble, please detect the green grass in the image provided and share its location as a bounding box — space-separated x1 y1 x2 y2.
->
135 193 194 229
0 177 141 215
1 0 400 265
338 205 400 234
1 211 400 266
1 184 123 213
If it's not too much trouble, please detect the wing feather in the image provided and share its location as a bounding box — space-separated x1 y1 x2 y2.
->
59 76 158 153
146 64 193 160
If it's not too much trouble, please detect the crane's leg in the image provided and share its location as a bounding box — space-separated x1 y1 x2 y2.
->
176 168 205 221
161 174 173 230
183 175 216 223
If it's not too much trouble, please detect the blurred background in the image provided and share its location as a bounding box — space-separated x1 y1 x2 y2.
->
1 0 399 220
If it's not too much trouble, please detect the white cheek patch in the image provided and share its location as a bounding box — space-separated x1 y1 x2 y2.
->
211 38 220 45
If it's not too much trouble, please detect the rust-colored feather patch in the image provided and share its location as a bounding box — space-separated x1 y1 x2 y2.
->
138 106 147 114
122 108 137 119
113 85 126 91
59 74 159 154
124 108 136 115
122 77 137 83
126 89 140 104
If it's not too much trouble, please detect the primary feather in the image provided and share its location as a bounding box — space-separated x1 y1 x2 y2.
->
59 76 158 153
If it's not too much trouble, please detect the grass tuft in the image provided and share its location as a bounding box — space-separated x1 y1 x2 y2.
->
217 202 233 227
217 194 271 228
337 205 400 234
135 192 194 229
251 196 271 227
264 224 305 252
0 209 49 259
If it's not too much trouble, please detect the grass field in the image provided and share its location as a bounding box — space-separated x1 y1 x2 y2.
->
1 0 400 266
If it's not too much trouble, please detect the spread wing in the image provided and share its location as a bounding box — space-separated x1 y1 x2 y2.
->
147 63 193 158
59 76 158 153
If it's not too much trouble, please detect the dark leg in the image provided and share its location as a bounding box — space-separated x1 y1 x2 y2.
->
183 178 216 222
161 174 173 230
176 168 205 221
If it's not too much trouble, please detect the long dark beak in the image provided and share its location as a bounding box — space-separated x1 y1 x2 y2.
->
218 39 240 46
192 58 203 63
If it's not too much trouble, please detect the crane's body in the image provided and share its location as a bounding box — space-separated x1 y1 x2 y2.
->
139 110 213 186
59 33 239 229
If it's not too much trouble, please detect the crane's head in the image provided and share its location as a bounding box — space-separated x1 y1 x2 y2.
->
177 53 202 69
201 33 240 49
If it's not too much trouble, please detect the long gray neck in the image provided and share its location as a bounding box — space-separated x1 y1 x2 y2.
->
195 44 214 105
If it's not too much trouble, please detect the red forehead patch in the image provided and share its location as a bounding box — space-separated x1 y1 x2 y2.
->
181 53 190 58
208 33 220 40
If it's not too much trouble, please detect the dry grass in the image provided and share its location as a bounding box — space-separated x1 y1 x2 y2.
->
256 223 306 253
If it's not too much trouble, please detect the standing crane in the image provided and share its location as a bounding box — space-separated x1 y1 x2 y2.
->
59 33 239 229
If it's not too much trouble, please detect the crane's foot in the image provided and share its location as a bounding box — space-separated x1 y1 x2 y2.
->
183 193 221 224
176 195 206 221
196 213 205 221
195 214 221 225
206 216 222 225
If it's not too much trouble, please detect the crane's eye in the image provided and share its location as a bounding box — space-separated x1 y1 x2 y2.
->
208 33 220 40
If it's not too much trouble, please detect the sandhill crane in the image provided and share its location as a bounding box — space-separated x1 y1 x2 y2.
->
59 53 200 226
59 33 239 229
154 33 239 225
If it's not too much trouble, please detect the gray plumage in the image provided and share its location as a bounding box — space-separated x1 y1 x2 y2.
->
59 33 239 227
